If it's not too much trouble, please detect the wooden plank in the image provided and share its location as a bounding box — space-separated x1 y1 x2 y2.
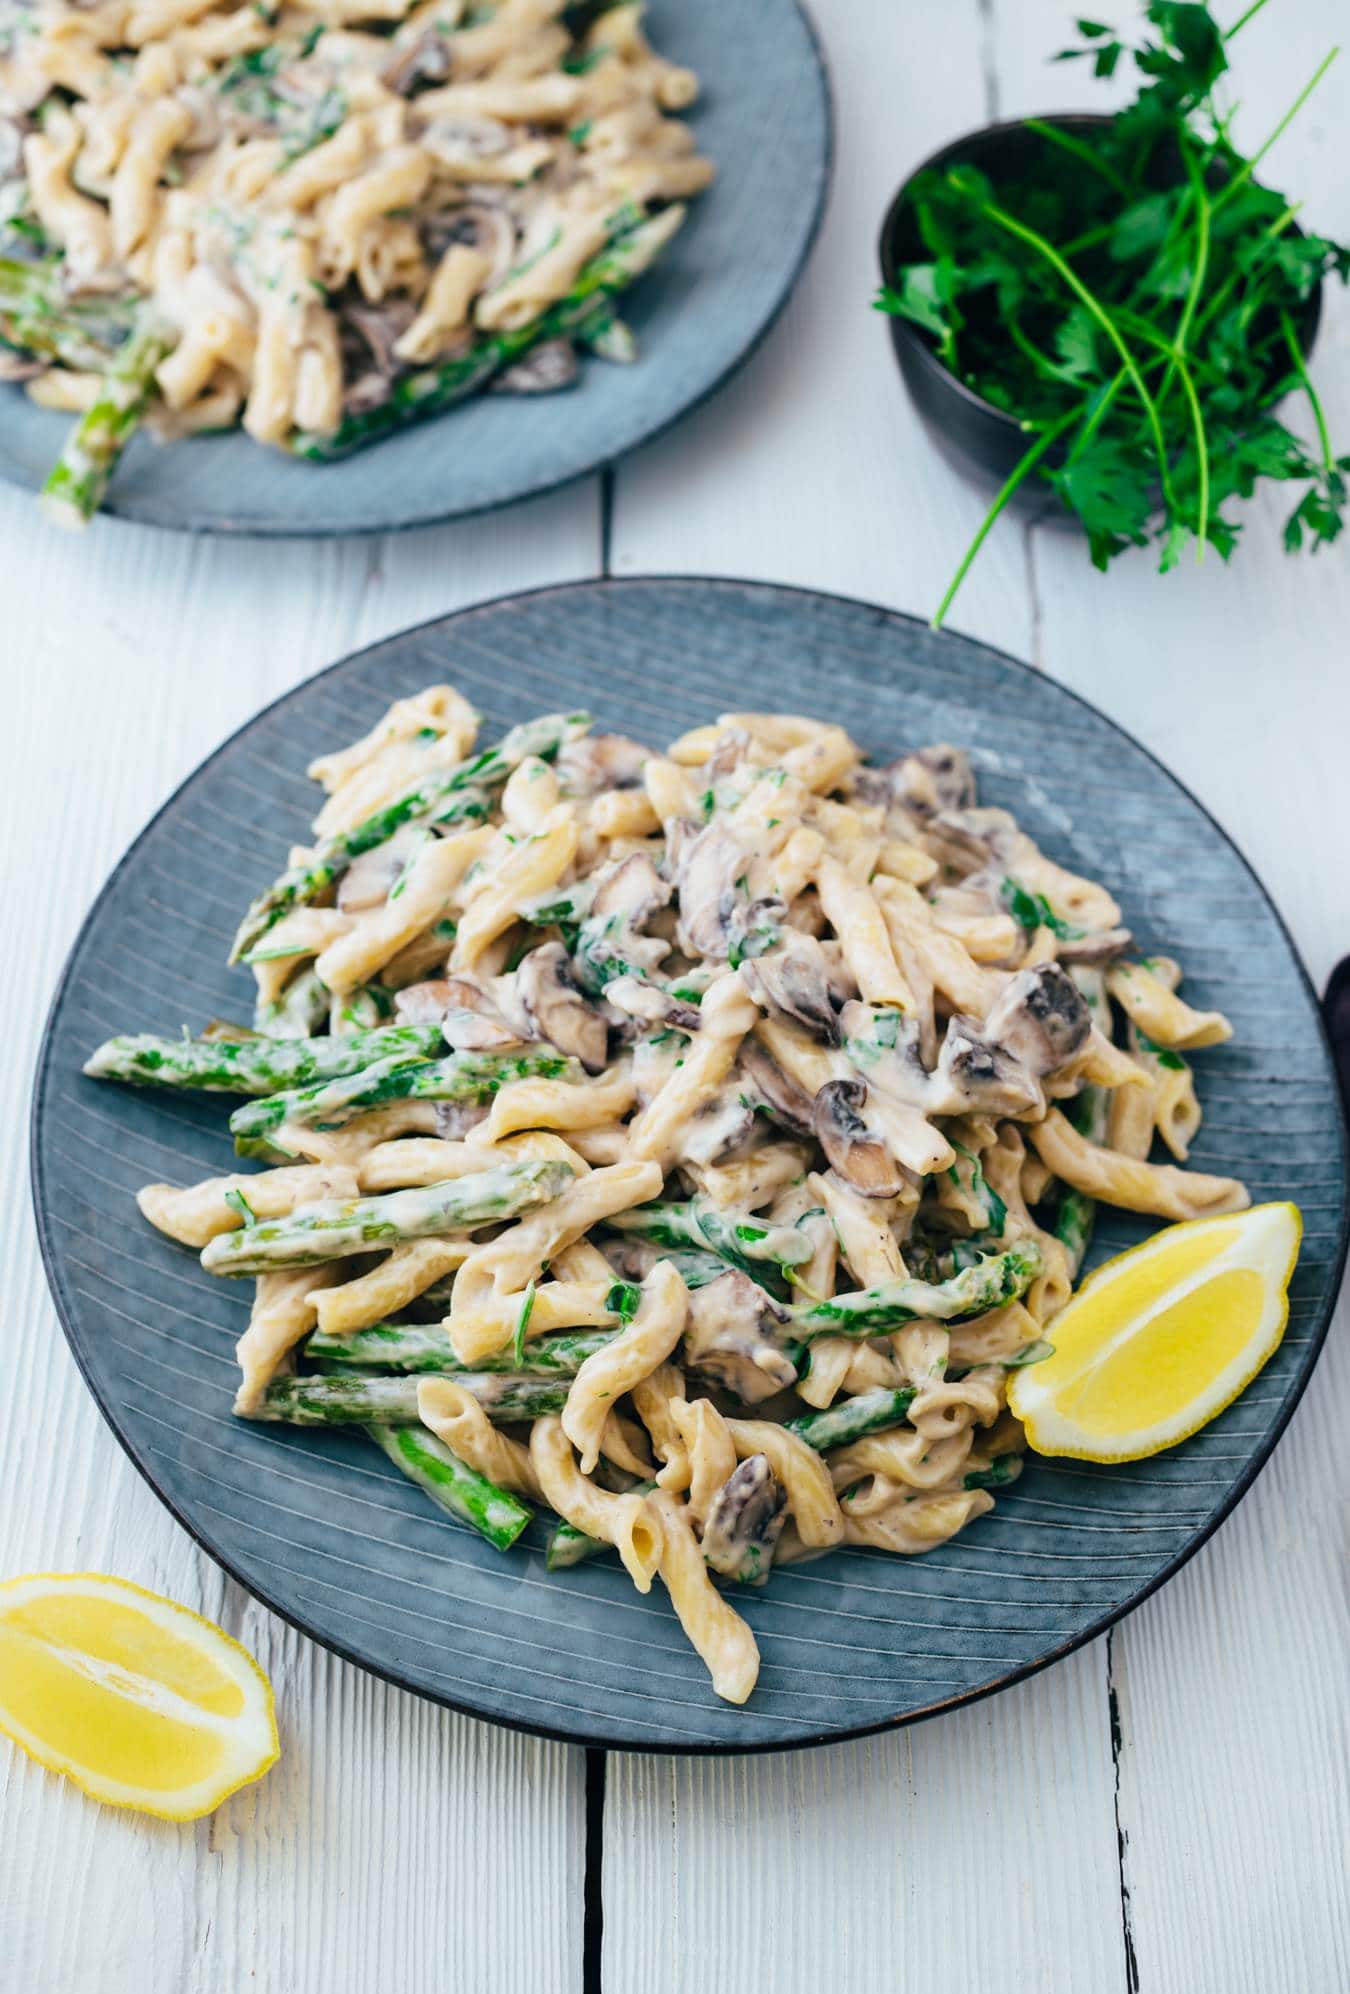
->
604 1653 1127 1994
0 486 599 1994
602 5 1125 1986
607 0 1033 661
994 7 1350 1990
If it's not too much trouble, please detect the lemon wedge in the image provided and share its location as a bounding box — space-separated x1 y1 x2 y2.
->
1008 1202 1301 1462
0 1572 279 1820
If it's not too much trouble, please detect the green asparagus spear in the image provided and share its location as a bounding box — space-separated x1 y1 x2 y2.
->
289 207 684 461
782 1386 918 1453
964 1452 1024 1492
366 1422 531 1552
0 257 133 370
1056 1082 1110 1277
202 1158 574 1273
790 1245 1043 1340
84 1023 441 1094
40 309 174 528
607 1199 813 1281
229 710 590 960
254 965 332 1040
306 1322 618 1374
247 1370 568 1423
228 1045 578 1147
546 1479 657 1571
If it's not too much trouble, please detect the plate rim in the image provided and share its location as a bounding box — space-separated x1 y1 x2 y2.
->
30 572 1350 1756
0 0 833 540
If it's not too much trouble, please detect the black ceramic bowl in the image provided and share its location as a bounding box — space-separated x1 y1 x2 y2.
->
878 114 1324 514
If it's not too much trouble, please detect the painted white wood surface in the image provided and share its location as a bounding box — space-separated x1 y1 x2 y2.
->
2 2 1348 1990
0 492 599 1993
604 3 1350 1992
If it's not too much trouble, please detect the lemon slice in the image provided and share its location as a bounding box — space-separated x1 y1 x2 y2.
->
1008 1202 1301 1462
0 1572 279 1819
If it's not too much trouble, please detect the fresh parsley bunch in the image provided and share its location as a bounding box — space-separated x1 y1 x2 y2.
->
876 1 1348 625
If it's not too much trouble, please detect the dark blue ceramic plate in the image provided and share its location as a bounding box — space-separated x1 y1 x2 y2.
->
0 0 829 536
32 579 1348 1752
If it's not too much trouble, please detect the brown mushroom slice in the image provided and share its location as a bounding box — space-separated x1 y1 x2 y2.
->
1055 927 1134 965
740 930 841 1044
682 1272 800 1404
513 942 608 1073
490 339 579 395
932 1018 1043 1117
675 822 745 959
395 975 521 1050
893 744 977 816
603 975 702 1032
846 743 975 816
813 1079 906 1198
983 962 1090 1077
701 1455 789 1585
922 806 1020 876
680 1088 759 1167
555 731 652 797
736 1039 815 1138
379 29 453 95
338 823 431 913
592 851 670 925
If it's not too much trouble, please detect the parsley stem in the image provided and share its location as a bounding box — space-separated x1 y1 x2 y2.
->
1225 0 1274 40
1280 309 1333 474
1022 118 1133 198
1211 47 1339 213
967 191 1177 515
1173 356 1211 559
932 407 1078 630
1065 368 1126 465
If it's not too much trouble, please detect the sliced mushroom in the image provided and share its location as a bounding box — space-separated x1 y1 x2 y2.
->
423 203 517 288
701 1455 789 1585
434 1098 490 1138
490 338 579 394
554 730 651 797
395 975 520 1050
338 822 429 913
705 726 752 781
0 348 43 382
513 942 608 1072
679 1088 758 1167
895 745 977 815
675 822 744 959
1055 926 1134 965
813 1079 905 1198
847 743 975 816
740 930 842 1044
736 1039 815 1138
922 806 1019 876
983 962 1090 1077
932 1018 1043 1117
343 297 417 375
592 852 670 925
380 30 453 96
682 1271 800 1404
602 975 702 1031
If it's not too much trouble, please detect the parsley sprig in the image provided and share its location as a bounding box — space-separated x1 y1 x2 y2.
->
876 2 1348 625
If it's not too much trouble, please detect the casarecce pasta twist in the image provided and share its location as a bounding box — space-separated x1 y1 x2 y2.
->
0 0 712 520
84 689 1249 1703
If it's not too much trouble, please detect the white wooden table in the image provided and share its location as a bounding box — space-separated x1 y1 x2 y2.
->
4 4 1348 1988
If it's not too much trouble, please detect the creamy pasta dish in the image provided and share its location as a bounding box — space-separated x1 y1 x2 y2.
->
85 690 1249 1704
0 0 711 521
